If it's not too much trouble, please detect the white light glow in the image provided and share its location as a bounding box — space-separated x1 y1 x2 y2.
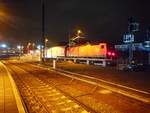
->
1 44 7 48
17 45 21 49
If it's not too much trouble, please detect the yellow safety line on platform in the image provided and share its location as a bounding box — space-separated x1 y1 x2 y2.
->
0 62 26 113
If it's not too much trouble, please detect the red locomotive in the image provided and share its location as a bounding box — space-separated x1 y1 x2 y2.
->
46 42 116 59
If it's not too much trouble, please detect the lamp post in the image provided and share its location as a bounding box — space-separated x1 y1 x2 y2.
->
146 27 150 65
77 30 81 36
45 38 48 58
127 17 139 64
27 42 31 54
17 45 21 59
40 0 46 62
77 30 82 57
77 30 81 57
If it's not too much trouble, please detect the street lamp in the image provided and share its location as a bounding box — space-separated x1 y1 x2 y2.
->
45 38 48 58
1 44 7 48
32 43 35 50
77 30 81 36
77 30 82 57
45 38 48 43
17 45 21 49
27 42 31 54
37 45 41 49
17 45 22 59
68 29 85 56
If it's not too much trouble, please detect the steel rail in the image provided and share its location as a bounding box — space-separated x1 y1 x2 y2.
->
30 63 150 104
6 63 97 113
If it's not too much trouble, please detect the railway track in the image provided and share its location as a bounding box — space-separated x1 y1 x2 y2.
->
6 63 97 113
53 68 150 103
32 63 150 104
4 61 150 113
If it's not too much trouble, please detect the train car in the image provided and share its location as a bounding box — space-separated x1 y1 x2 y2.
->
46 46 65 58
45 42 116 59
66 43 107 58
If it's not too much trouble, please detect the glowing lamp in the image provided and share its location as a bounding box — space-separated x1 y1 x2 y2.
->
1 44 7 48
107 52 111 56
112 52 115 56
17 45 21 49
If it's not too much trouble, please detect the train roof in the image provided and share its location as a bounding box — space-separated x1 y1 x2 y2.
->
48 40 115 48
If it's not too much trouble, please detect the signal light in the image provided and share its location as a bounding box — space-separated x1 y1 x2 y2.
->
112 52 115 56
107 51 116 57
107 52 111 56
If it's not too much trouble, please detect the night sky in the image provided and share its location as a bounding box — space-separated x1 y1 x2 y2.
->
0 0 150 46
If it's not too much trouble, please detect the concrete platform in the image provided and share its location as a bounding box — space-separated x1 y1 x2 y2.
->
0 62 26 113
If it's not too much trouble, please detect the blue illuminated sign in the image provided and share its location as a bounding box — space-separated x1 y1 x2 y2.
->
123 33 134 43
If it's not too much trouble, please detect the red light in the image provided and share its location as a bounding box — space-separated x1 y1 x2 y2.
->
107 52 111 56
112 52 115 56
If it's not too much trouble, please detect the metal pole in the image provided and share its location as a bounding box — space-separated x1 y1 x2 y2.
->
148 52 150 65
45 39 47 58
147 29 150 65
41 0 45 62
128 22 133 64
146 27 150 65
68 29 71 57
53 59 56 69
129 42 133 64
77 31 80 57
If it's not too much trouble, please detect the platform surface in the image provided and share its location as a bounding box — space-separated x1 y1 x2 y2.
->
0 62 25 113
